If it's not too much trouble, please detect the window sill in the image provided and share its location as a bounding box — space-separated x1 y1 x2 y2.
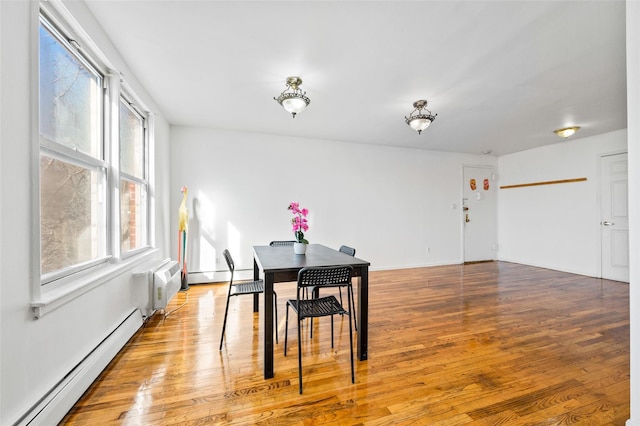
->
31 248 159 319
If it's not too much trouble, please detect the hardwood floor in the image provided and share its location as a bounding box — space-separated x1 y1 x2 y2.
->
61 261 630 425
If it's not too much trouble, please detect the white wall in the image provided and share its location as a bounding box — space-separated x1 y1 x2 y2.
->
170 126 497 281
626 1 639 423
0 1 171 424
497 130 627 277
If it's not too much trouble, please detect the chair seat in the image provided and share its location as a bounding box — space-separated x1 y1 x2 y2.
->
288 295 347 319
231 280 264 295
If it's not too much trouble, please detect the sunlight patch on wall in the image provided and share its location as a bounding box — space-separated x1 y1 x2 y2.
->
194 190 218 272
228 222 241 264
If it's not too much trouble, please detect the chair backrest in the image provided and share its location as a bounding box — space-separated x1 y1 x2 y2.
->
222 249 235 284
297 266 353 298
270 240 295 247
339 245 356 257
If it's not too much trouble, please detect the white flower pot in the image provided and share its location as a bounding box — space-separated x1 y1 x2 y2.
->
293 242 307 255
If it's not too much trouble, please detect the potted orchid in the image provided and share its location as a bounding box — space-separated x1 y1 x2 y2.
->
288 202 309 254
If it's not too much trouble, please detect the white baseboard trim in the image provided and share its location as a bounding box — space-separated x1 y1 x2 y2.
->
496 257 597 278
188 270 228 284
16 310 143 426
188 260 467 285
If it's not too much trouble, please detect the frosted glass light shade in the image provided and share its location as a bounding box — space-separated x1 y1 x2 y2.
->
554 126 580 138
282 96 308 114
409 118 431 132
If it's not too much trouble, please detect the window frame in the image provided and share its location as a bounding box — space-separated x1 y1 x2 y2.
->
39 148 110 284
32 2 156 314
39 11 111 284
118 95 151 258
38 14 105 158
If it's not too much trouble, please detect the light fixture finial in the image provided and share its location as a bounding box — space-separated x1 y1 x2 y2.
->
274 76 310 118
405 99 437 134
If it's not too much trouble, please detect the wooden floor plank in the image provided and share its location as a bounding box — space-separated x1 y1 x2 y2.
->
61 261 630 425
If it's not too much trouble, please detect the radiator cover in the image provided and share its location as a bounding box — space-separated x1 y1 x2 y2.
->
152 260 181 310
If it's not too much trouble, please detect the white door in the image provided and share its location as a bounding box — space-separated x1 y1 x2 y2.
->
600 153 629 282
463 166 497 262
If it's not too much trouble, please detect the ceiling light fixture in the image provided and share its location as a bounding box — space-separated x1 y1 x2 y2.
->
554 126 580 138
274 76 310 118
405 100 437 134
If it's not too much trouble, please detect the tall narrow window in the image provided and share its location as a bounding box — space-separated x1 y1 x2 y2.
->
119 99 148 253
39 16 107 279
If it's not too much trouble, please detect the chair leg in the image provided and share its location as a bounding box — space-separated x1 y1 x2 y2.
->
350 285 357 331
298 317 303 394
309 288 316 339
219 294 232 351
330 315 334 348
284 302 290 356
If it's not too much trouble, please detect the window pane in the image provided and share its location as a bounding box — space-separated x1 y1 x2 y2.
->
120 101 144 178
40 155 105 275
39 22 102 158
120 180 148 252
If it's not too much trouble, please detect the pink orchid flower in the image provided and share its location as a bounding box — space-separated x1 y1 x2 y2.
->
288 202 310 244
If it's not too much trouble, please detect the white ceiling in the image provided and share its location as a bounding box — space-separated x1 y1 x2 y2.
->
83 0 627 156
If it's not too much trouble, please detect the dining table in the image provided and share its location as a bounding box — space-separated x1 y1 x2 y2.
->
252 243 370 379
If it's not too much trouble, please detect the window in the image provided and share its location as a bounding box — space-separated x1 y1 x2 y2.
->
39 16 107 280
39 11 151 284
119 99 149 254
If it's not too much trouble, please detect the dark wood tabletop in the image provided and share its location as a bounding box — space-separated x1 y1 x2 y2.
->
253 243 370 278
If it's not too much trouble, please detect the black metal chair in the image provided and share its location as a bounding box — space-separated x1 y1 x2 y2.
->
285 265 355 394
308 245 358 333
219 249 278 351
269 240 295 247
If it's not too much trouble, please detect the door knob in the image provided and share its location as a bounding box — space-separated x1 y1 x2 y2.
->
601 221 615 226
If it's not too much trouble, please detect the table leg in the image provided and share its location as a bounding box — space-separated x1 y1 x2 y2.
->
253 258 259 312
264 272 275 379
357 266 368 361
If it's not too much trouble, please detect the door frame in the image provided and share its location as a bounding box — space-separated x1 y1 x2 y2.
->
461 164 497 264
597 150 629 281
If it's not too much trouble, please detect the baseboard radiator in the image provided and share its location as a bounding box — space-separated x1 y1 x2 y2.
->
16 310 143 426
